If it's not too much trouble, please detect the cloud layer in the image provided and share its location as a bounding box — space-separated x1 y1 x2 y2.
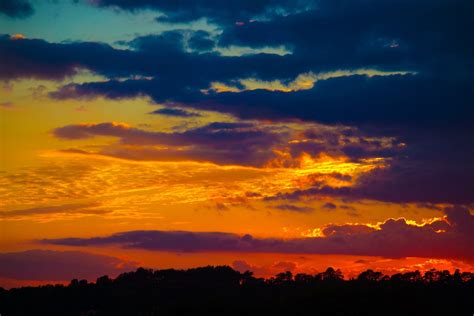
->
89 0 315 25
43 207 474 261
52 121 396 168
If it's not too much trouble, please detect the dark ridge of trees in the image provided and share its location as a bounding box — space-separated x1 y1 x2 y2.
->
0 266 473 316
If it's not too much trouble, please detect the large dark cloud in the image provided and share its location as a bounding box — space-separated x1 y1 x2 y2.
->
184 74 473 128
42 207 474 261
219 0 474 74
0 31 287 85
2 0 472 127
0 35 130 80
2 0 472 104
268 127 474 205
0 250 136 281
0 0 34 18
268 163 474 205
48 79 474 204
52 121 399 167
87 0 315 25
188 30 215 52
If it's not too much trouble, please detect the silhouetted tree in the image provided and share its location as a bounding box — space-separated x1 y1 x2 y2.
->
0 266 472 316
357 269 385 282
96 275 112 287
318 267 344 281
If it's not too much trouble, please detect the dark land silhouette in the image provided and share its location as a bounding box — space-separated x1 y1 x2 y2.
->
1 266 473 315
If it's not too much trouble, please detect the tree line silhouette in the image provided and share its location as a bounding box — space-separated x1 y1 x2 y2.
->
1 266 472 315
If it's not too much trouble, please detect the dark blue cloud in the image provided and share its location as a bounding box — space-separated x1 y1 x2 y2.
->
2 0 473 92
0 0 34 18
188 30 215 52
184 74 473 128
0 35 131 80
0 32 288 86
48 73 473 134
219 0 474 76
89 0 315 25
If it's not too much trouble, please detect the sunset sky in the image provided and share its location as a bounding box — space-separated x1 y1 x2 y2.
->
0 0 473 288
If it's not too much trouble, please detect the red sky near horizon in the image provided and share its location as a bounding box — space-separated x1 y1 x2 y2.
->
0 0 473 288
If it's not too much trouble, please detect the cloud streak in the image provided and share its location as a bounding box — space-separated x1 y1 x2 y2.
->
0 250 136 281
149 108 201 117
0 203 109 220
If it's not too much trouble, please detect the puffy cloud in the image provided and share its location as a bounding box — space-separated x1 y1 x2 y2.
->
0 250 136 281
43 207 474 261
